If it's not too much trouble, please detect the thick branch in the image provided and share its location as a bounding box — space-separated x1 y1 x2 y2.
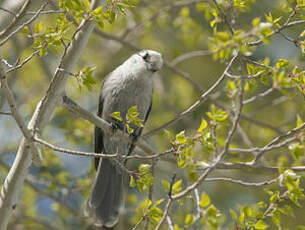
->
61 96 157 155
0 1 103 229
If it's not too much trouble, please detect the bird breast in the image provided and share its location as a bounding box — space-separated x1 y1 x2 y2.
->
102 72 153 121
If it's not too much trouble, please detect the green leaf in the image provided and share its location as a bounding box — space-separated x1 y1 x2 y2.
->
34 22 44 33
289 143 304 161
200 192 210 208
206 105 228 122
184 214 194 226
91 5 103 16
197 119 208 133
239 211 245 223
255 220 268 229
126 106 143 127
252 17 261 27
149 205 163 226
188 164 198 181
130 175 136 187
176 131 187 144
172 180 182 194
206 205 219 217
275 59 289 69
137 174 154 192
111 111 123 121
297 114 304 128
126 123 134 134
161 180 170 192
230 209 237 221
139 164 151 174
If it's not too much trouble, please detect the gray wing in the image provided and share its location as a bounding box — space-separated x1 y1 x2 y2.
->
94 94 104 169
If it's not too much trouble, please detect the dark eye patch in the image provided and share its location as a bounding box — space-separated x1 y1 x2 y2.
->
142 52 149 61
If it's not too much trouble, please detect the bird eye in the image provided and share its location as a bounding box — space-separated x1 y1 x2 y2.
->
142 52 149 61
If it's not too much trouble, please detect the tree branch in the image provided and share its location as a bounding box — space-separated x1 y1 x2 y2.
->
0 0 32 39
0 1 104 228
0 2 48 47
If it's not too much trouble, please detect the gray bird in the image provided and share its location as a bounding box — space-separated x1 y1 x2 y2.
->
84 50 163 228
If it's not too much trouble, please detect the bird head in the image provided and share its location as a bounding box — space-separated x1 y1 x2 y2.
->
138 50 163 73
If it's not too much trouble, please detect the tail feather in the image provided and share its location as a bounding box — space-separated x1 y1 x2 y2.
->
85 158 123 228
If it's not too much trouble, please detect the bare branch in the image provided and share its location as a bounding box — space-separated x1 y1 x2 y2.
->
61 96 157 156
204 176 279 187
0 0 31 39
33 136 118 158
243 88 274 105
194 189 202 222
171 50 213 66
0 7 17 18
0 2 48 47
6 50 40 74
25 10 66 15
130 214 146 230
0 111 11 115
154 199 172 230
226 122 305 162
166 216 174 230
201 162 305 172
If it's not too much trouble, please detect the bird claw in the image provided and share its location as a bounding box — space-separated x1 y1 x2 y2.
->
111 122 120 134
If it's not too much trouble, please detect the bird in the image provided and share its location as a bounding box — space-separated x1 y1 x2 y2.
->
84 50 163 228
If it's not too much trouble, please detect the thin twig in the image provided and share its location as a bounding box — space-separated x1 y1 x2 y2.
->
166 216 174 230
130 215 146 230
200 162 305 172
243 88 274 105
145 159 156 230
212 0 234 34
171 50 213 66
6 50 40 73
0 0 31 39
248 15 305 47
26 10 66 15
194 189 202 220
0 111 11 115
0 7 17 18
154 199 172 230
0 2 48 47
204 176 279 187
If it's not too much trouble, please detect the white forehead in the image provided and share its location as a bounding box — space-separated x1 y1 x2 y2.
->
138 50 162 58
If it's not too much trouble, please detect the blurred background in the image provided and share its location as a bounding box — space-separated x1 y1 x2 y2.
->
0 0 305 229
